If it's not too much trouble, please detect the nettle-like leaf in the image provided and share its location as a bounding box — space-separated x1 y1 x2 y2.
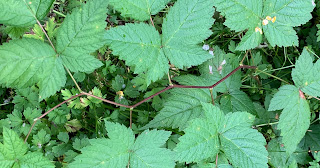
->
0 0 107 99
213 0 315 50
144 46 257 130
0 127 54 168
268 48 319 154
143 75 212 130
0 38 66 100
56 0 106 73
69 121 175 168
0 0 54 27
109 0 170 21
175 103 268 167
105 0 214 85
292 48 320 97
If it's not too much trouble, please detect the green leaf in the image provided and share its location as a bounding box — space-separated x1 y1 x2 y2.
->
131 129 174 168
300 124 320 151
0 38 66 100
105 23 169 85
70 121 174 168
263 23 298 47
56 0 106 73
263 0 315 27
219 113 268 168
105 0 214 85
143 75 212 130
109 0 170 21
162 0 214 68
220 90 257 115
112 75 125 92
214 0 315 50
213 0 263 32
269 85 311 154
235 28 263 51
2 127 28 160
12 87 39 112
317 24 320 42
268 138 297 168
0 0 54 27
20 152 54 168
32 129 51 147
292 48 320 97
174 104 268 167
174 103 222 163
48 108 69 125
58 132 69 143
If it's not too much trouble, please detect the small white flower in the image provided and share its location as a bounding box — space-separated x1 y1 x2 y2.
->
262 19 269 26
122 84 126 89
221 59 226 66
209 50 214 56
202 44 210 51
312 0 316 6
38 143 42 148
22 123 26 127
209 65 213 74
218 59 227 74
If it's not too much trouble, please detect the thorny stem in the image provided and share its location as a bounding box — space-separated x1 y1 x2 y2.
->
24 65 256 142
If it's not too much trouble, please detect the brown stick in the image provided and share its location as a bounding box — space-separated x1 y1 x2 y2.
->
24 65 256 142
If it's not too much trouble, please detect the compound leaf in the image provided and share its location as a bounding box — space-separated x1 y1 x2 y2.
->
0 38 66 100
213 0 263 32
162 0 214 68
56 0 106 73
70 121 174 168
20 152 54 168
105 23 169 85
109 0 170 21
0 0 54 27
269 85 310 154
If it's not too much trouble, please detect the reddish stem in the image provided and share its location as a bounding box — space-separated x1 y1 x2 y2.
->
24 65 256 142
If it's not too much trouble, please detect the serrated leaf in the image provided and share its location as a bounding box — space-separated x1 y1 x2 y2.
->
56 0 106 73
267 138 297 168
105 0 214 85
220 90 257 115
12 87 39 112
32 129 50 147
131 129 174 168
143 75 212 130
162 0 214 68
300 124 320 151
109 0 170 21
20 152 54 168
263 0 314 27
0 0 54 27
105 23 169 85
70 121 174 168
213 0 262 32
292 48 320 97
48 109 69 125
235 28 263 51
174 103 223 163
58 132 69 143
263 23 298 47
2 127 28 160
0 38 66 100
269 85 311 154
219 112 268 168
214 0 315 50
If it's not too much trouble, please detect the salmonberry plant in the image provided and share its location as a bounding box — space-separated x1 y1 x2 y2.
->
0 0 320 167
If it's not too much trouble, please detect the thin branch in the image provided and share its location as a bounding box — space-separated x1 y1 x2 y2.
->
130 108 133 128
240 50 250 65
65 66 83 92
24 93 85 142
209 88 215 105
150 15 155 27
